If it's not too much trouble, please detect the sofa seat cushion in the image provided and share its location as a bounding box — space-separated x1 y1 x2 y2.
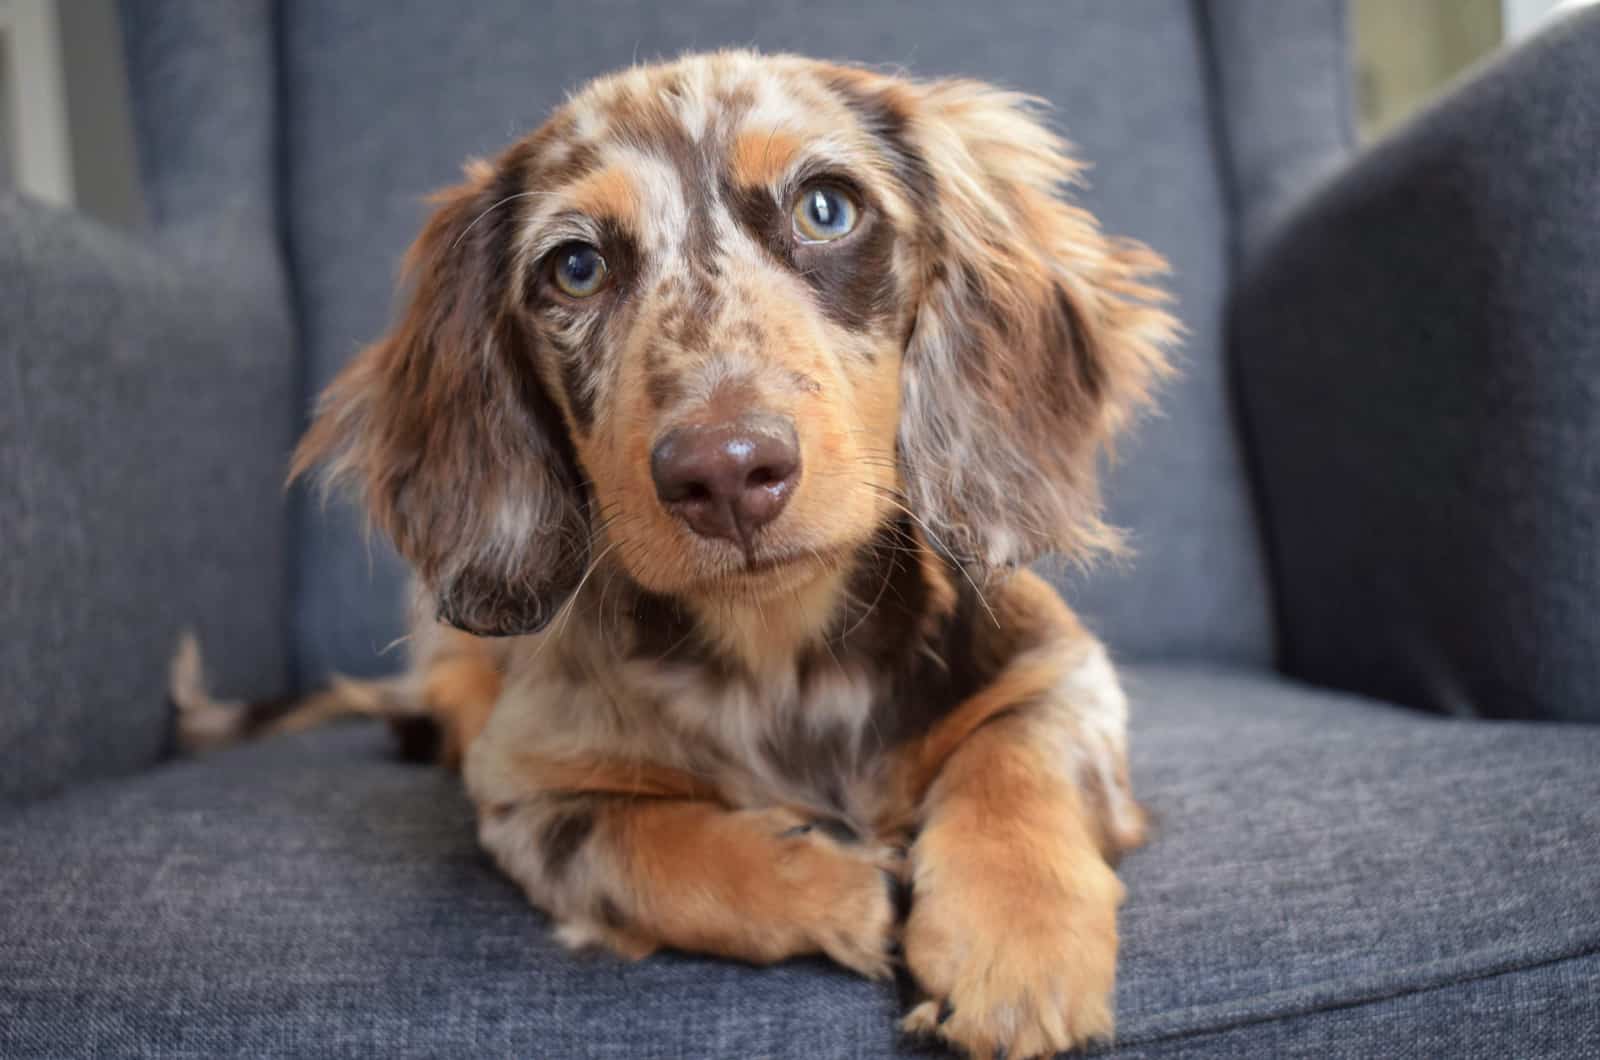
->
3 664 1598 1057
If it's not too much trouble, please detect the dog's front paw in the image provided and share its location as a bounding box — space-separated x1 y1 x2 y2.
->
765 811 905 980
900 826 1123 1059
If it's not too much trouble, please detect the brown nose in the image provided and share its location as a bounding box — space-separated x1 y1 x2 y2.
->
650 418 801 547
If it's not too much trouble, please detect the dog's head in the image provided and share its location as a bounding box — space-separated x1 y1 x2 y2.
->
294 52 1175 637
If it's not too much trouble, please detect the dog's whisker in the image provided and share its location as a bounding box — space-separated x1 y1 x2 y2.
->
449 190 556 250
835 543 896 643
527 536 626 665
865 486 999 627
378 631 415 657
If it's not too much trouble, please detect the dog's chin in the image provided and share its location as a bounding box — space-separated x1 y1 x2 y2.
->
713 547 843 595
622 537 853 602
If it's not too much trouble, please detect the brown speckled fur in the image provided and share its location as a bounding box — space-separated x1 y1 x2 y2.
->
284 52 1176 1058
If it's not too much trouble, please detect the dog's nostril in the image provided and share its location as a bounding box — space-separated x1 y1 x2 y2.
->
650 418 802 545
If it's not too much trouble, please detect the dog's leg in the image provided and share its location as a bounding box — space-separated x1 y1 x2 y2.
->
472 771 903 977
900 710 1124 1058
413 635 503 766
895 579 1144 1059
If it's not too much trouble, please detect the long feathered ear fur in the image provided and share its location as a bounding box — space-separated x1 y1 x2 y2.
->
291 157 590 636
896 80 1178 576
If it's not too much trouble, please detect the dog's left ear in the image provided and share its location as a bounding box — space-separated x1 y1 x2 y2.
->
886 79 1178 576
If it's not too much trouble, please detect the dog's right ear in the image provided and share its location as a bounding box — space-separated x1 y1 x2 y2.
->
291 157 590 637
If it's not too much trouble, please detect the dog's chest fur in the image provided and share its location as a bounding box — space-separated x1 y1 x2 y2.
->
478 521 985 827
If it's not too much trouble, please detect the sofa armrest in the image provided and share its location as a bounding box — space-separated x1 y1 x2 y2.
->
1231 10 1600 722
0 195 295 804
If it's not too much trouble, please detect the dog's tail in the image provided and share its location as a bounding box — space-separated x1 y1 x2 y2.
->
167 631 441 757
168 631 493 766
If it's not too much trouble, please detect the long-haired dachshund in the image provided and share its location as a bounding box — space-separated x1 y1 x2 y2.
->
266 51 1175 1058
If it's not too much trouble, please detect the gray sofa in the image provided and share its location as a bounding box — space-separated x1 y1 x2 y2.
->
4 2 1598 1055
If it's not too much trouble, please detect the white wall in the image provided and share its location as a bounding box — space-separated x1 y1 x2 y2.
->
0 0 139 226
0 0 75 207
1504 0 1600 38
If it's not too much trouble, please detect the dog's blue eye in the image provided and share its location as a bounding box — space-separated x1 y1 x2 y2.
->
552 243 608 297
792 185 859 243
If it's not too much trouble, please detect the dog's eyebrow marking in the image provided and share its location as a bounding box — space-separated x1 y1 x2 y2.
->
729 128 805 189
567 166 641 226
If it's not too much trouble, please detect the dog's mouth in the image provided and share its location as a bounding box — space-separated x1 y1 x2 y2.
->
723 546 824 580
740 548 819 574
689 540 851 594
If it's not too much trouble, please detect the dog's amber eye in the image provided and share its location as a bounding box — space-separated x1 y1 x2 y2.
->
551 243 609 298
792 185 859 243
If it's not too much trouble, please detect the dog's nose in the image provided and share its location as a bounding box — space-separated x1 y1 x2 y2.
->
650 418 801 545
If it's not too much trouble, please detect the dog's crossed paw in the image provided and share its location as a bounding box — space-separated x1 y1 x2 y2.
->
898 829 1123 1058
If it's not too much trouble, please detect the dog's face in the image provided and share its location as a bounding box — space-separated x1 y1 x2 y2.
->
296 52 1174 637
518 57 921 605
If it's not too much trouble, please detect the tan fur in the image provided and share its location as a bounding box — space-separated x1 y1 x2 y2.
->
892 646 1070 815
901 714 1123 1058
729 128 806 188
420 641 504 767
612 801 901 977
287 51 1178 1060
567 165 642 225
